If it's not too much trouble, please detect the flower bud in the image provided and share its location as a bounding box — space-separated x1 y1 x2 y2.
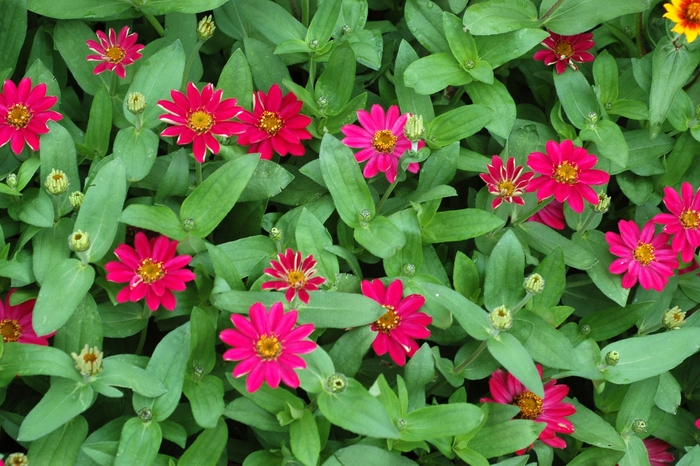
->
662 306 686 330
359 209 371 225
270 227 283 242
523 273 545 295
404 114 425 142
580 324 591 336
5 453 28 466
402 263 416 277
69 191 85 210
71 343 104 376
138 407 153 422
585 111 598 128
341 25 351 34
126 92 146 115
605 350 620 366
182 218 195 232
631 418 647 433
45 168 69 195
197 14 216 41
68 230 90 252
489 305 513 330
192 365 204 381
593 193 611 214
308 39 319 49
6 173 17 189
325 373 348 393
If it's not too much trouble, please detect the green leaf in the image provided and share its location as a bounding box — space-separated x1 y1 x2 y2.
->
114 418 162 466
468 419 544 459
94 358 168 398
226 372 304 415
319 134 375 228
531 247 566 312
316 41 356 115
318 378 400 439
307 0 341 46
32 218 73 285
0 343 81 386
420 283 492 341
593 50 619 105
182 376 225 429
394 40 435 121
18 379 95 441
28 415 88 465
512 310 578 370
484 230 525 311
239 159 294 202
618 434 649 466
298 346 336 394
119 204 185 240
218 48 253 111
657 131 699 189
290 410 321 466
425 105 493 148
98 301 147 338
239 0 306 45
114 128 159 182
354 215 407 259
325 445 419 466
405 0 449 54
579 301 652 341
567 448 625 466
422 209 505 243
33 258 95 336
383 209 423 278
600 328 700 384
676 445 700 466
54 20 103 95
12 188 53 228
443 12 477 64
178 418 228 466
553 69 599 129
223 397 287 432
655 371 682 415
487 332 543 397
401 403 484 442
572 230 629 306
85 86 112 159
518 222 597 270
245 38 293 91
188 306 217 375
0 0 26 75
328 326 375 378
403 53 472 95
453 251 480 301
344 29 383 70
296 208 339 282
540 0 656 35
474 28 549 68
29 0 132 18
53 292 102 355
465 79 516 139
568 398 625 450
180 155 259 238
580 120 629 167
463 0 539 35
141 0 229 15
616 377 658 432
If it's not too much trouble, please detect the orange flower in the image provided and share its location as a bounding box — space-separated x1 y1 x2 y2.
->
664 0 700 43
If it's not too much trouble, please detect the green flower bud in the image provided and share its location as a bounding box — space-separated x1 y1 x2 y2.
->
631 418 647 433
5 453 28 466
605 350 620 366
593 193 611 214
464 60 475 69
6 173 17 189
489 305 513 330
325 373 348 393
341 25 351 34
126 92 146 115
308 39 319 49
69 191 85 210
45 168 69 195
524 273 545 295
404 114 425 142
359 209 371 226
71 343 104 376
192 365 204 381
68 230 90 252
585 111 598 128
197 14 216 41
182 218 195 232
138 407 153 422
662 306 686 330
402 263 416 277
270 227 283 242
580 324 591 336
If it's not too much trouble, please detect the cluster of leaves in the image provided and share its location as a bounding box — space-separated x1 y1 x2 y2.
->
0 0 699 465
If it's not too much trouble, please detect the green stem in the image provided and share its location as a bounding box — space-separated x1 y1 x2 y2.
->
539 0 565 21
453 339 490 374
144 12 165 37
135 303 150 355
289 0 299 21
181 40 204 91
51 195 61 224
306 56 316 90
577 211 597 236
196 161 203 186
511 197 552 227
109 72 118 97
375 180 399 214
301 0 310 27
134 114 143 133
635 12 645 57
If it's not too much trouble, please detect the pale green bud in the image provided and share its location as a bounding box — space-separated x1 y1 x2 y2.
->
489 305 513 330
6 173 17 189
662 306 686 330
524 273 545 295
404 114 425 142
196 14 216 41
45 168 69 195
325 373 348 393
71 343 103 376
69 191 84 210
126 92 146 115
68 230 90 252
631 418 647 433
605 350 620 366
593 193 611 214
138 407 153 422
5 453 28 466
270 227 283 242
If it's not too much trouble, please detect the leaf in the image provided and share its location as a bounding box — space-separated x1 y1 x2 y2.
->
295 208 339 281
354 215 407 259
420 283 492 341
0 0 26 75
290 410 321 466
394 40 435 121
465 79 516 139
405 0 449 54
401 403 484 442
114 418 162 466
487 332 543 397
119 204 185 240
579 120 629 167
593 50 619 105
218 48 253 111
54 20 103 95
579 302 652 341
0 343 81 386
425 105 493 148
113 127 159 182
518 222 597 270
568 398 625 450
540 0 656 35
178 418 228 466
326 445 419 466
95 358 168 398
474 28 549 68
572 230 629 306
655 371 682 415
403 53 472 95
307 0 341 46
484 230 525 311
463 0 539 35
53 292 102 355
182 376 225 429
468 419 544 459
553 69 599 129
28 0 132 20
245 38 293 91
27 415 88 465
32 218 73 285
316 41 356 115
84 86 112 158
238 0 306 45
421 209 505 243
512 310 578 370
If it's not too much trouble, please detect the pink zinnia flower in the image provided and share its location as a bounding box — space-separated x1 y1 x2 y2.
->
653 182 700 262
533 32 595 74
526 140 609 214
642 438 674 466
606 220 678 291
0 78 62 155
158 82 243 163
231 84 312 160
105 232 196 311
220 302 316 393
86 26 144 79
341 105 423 183
528 199 566 230
0 289 54 345
480 156 534 209
361 279 432 366
261 249 325 304
480 364 576 452
696 418 700 429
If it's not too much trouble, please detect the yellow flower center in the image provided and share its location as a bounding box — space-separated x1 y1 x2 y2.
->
633 242 655 266
258 111 283 136
0 319 21 343
187 110 214 134
256 334 282 360
6 104 31 129
287 270 306 289
374 305 400 333
372 130 397 153
136 258 165 284
513 391 543 420
497 180 515 197
553 161 579 185
104 45 126 64
680 209 700 229
554 41 573 59
82 352 98 364
686 2 700 22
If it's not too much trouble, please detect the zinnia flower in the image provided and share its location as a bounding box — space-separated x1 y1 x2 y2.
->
0 78 62 155
220 302 316 393
605 220 678 291
533 31 595 74
526 140 609 214
231 84 312 160
642 438 674 466
158 82 243 163
341 104 423 183
86 26 144 79
0 289 54 345
361 279 432 366
480 364 576 452
528 199 566 230
261 249 325 304
480 156 534 209
653 182 700 262
105 232 196 311
664 0 700 43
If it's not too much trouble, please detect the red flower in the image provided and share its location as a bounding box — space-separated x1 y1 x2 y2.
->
341 104 422 183
0 78 62 155
480 364 576 451
105 232 196 311
232 84 312 160
86 26 144 79
220 302 316 393
606 220 678 291
653 182 700 262
528 199 566 230
526 140 609 214
361 279 432 366
533 32 594 74
643 438 674 466
0 289 54 345
158 82 243 163
262 249 325 304
480 156 534 209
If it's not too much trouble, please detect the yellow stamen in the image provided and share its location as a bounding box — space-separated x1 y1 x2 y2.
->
187 110 214 134
258 111 283 136
680 209 700 229
513 391 543 420
553 161 579 185
287 270 306 289
372 130 397 153
633 242 655 266
554 41 573 59
6 104 31 129
0 319 21 343
374 305 400 333
256 334 282 360
132 258 165 289
104 46 126 63
497 180 515 197
687 2 700 22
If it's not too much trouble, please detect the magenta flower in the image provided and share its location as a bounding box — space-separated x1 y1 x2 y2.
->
0 78 62 155
105 232 196 311
480 156 534 209
220 302 316 393
261 249 325 304
480 364 576 452
653 182 700 262
528 199 566 230
341 105 422 183
526 140 609 214
158 82 243 163
361 279 432 366
0 289 54 345
231 84 312 160
86 26 144 79
606 220 678 291
533 32 594 74
643 438 674 466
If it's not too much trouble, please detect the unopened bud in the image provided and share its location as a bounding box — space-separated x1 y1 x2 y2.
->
402 263 416 277
69 191 84 210
605 350 620 366
45 168 69 195
5 453 28 466
308 39 319 50
192 365 204 381
631 418 647 433
489 305 512 330
585 112 598 128
197 15 216 41
359 209 371 225
593 193 611 214
138 407 153 422
71 343 104 376
341 25 351 34
6 173 17 189
325 373 348 393
270 227 282 242
464 60 475 69
580 324 591 336
662 306 686 330
404 114 425 142
524 273 545 295
126 92 146 115
68 230 90 252
182 218 195 232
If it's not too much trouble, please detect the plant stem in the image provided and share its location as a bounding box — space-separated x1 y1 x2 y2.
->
144 12 165 37
306 56 317 90
109 72 118 97
539 0 565 21
289 0 299 21
135 303 150 355
511 197 552 227
636 12 645 57
181 40 204 91
301 0 310 27
376 180 399 214
453 339 490 374
51 195 61 223
196 161 203 186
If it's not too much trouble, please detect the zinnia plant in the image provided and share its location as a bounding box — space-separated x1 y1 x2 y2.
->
528 199 566 230
663 0 700 43
643 438 674 466
533 31 595 74
86 26 144 79
0 289 53 345
261 248 325 304
653 182 700 262
480 156 534 209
